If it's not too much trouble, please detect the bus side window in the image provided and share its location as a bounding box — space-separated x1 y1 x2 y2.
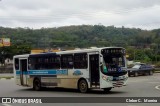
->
61 55 73 69
28 58 36 70
48 56 60 69
54 56 60 68
74 53 88 69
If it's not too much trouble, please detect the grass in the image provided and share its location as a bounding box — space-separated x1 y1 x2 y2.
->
0 76 14 79
155 70 160 73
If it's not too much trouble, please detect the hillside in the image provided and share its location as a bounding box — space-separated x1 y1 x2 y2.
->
0 25 160 64
1 25 159 48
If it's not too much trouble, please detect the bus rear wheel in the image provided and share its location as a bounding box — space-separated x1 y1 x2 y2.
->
78 79 88 93
33 78 41 91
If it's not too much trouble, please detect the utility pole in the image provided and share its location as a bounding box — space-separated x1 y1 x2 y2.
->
134 49 136 61
155 44 158 63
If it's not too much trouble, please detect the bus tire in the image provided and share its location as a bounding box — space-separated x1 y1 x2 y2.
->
103 88 112 93
33 78 41 91
78 79 88 93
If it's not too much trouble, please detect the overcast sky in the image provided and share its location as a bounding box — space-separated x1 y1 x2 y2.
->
0 0 160 30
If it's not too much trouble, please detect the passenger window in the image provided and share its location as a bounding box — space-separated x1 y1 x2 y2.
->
28 55 61 70
74 53 88 69
61 55 73 69
48 56 60 69
28 58 36 70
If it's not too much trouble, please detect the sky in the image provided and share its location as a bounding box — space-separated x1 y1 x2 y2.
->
0 0 160 30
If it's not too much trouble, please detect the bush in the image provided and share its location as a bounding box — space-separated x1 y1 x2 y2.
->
155 62 160 68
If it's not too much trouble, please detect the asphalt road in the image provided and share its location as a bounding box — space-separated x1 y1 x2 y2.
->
0 73 160 106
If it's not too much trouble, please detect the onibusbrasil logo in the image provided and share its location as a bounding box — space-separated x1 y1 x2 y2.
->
2 98 42 104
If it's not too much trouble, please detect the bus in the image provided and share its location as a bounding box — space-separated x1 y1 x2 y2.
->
13 47 128 93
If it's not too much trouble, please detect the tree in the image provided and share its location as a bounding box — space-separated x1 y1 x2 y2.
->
0 44 31 65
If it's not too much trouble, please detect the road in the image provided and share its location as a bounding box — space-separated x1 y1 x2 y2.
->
0 73 160 106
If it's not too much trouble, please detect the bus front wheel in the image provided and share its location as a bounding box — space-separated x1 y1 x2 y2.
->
103 88 112 93
33 78 41 91
78 79 88 93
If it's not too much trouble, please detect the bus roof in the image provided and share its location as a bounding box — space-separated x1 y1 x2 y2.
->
13 54 29 58
13 47 125 58
57 47 124 54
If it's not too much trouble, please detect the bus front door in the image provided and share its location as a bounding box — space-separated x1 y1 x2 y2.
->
89 54 100 88
20 59 28 86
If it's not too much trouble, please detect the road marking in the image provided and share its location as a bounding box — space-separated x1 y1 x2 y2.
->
2 104 12 106
155 85 160 90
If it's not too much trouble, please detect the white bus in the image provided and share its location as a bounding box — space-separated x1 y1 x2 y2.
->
13 47 128 93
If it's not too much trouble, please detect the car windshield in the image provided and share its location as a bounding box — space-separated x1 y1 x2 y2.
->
132 65 141 69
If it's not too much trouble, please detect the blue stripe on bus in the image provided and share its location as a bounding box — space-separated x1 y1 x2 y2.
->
16 70 68 75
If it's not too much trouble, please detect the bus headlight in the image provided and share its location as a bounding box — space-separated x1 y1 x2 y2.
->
102 75 107 81
102 75 113 81
107 76 113 81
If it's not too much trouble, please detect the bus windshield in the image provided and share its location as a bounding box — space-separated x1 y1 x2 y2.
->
101 48 127 76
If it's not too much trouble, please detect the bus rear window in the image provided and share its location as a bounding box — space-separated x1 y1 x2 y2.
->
14 58 19 70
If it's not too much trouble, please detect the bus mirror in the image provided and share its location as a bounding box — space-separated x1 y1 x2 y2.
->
100 62 103 66
100 65 103 72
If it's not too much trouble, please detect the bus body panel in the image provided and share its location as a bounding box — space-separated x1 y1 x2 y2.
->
100 72 128 88
13 47 128 91
15 68 90 89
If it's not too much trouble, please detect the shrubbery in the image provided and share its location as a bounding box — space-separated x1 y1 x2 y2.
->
155 62 160 68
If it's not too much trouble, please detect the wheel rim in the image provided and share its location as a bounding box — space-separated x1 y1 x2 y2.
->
79 80 87 92
34 80 40 90
81 82 86 90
